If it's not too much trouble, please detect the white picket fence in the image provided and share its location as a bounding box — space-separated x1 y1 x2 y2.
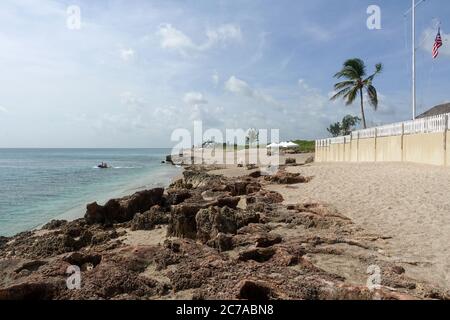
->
317 113 450 146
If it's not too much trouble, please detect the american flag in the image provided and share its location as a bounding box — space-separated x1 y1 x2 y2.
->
432 28 443 59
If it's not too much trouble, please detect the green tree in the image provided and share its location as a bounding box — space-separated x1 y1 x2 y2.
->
327 115 360 137
327 122 342 137
341 115 360 135
330 58 383 129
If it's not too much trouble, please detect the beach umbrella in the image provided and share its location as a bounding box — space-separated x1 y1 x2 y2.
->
266 143 279 148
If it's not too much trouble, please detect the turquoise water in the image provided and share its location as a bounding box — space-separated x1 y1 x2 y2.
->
0 149 181 236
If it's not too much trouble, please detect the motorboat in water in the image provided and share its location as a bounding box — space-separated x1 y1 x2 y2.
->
97 162 110 169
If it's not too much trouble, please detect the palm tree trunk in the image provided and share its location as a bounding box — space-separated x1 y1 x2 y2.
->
359 88 367 129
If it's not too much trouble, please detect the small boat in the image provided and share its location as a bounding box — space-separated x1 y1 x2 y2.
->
97 162 109 169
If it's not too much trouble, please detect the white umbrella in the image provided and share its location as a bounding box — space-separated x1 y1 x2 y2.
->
266 143 279 148
284 141 299 148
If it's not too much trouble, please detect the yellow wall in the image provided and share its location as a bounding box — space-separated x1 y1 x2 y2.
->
350 139 358 162
316 131 449 167
358 138 376 162
376 136 402 162
344 142 351 162
403 132 444 166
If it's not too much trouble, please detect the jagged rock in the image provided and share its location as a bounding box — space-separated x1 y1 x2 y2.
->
196 206 237 243
63 252 102 270
238 247 276 262
41 220 67 230
217 196 241 209
236 212 260 228
248 171 262 178
255 233 282 248
265 170 311 184
209 233 234 252
0 281 63 300
130 206 168 231
165 189 192 205
169 179 193 190
14 260 47 273
228 180 261 196
167 204 202 239
165 155 174 165
305 156 314 164
391 266 406 275
0 236 8 249
247 190 284 205
285 158 296 165
85 188 164 225
237 280 273 300
183 170 223 189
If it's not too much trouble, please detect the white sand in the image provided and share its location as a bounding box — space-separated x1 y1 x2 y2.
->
267 162 450 290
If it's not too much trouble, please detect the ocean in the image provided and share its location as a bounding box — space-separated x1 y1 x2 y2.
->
0 148 181 237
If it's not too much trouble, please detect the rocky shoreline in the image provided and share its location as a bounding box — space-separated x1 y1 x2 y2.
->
0 163 448 300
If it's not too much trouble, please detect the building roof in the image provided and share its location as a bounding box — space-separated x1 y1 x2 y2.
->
417 103 450 118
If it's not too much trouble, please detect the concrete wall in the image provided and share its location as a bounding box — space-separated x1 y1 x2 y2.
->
358 138 376 162
316 131 450 167
403 132 445 166
376 136 402 162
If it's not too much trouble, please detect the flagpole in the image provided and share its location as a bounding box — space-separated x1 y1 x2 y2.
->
412 0 416 120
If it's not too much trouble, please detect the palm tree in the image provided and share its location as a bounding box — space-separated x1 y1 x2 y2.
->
330 58 383 129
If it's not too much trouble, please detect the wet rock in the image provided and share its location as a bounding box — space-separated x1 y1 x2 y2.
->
85 188 164 225
237 280 272 300
238 247 276 262
165 155 174 165
41 220 67 230
130 206 168 231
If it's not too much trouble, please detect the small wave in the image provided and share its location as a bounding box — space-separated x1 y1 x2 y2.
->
113 166 140 169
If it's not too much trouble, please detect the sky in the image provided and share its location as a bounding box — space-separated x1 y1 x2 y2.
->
0 0 450 148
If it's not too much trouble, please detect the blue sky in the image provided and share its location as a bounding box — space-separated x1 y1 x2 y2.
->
0 0 449 147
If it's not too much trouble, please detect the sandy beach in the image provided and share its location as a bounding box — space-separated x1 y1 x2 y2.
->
264 162 450 291
201 149 449 291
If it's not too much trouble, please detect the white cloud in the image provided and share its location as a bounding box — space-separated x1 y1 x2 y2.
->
120 48 135 61
157 24 195 53
183 92 208 105
157 23 242 55
225 76 253 96
224 76 279 107
203 24 242 49
0 106 8 114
